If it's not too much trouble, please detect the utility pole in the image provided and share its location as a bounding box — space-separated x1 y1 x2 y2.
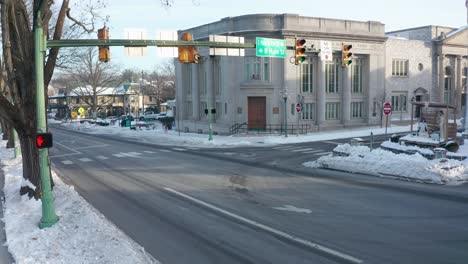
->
35 10 58 229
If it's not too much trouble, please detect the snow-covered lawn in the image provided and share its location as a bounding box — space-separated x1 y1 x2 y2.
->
0 141 157 264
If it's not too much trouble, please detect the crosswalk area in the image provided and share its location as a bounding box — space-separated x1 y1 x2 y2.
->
271 145 333 156
56 147 200 165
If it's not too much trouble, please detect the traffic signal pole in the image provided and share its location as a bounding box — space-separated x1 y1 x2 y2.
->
35 10 59 229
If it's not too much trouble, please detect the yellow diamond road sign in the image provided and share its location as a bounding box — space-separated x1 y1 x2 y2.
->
78 107 85 115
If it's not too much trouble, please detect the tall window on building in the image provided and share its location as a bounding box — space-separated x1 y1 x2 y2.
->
391 93 407 112
325 60 339 93
444 66 453 104
392 59 408 76
351 59 363 93
245 57 270 81
199 62 207 96
301 103 314 120
186 101 193 117
215 102 222 119
325 103 340 120
200 102 207 119
351 102 364 118
301 63 313 93
186 65 192 96
214 58 221 96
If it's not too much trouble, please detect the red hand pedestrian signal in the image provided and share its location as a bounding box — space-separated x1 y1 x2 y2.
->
35 133 53 149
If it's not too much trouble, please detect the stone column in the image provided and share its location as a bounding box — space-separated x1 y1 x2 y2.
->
455 56 463 111
342 66 351 125
438 54 445 103
191 64 199 120
316 56 326 127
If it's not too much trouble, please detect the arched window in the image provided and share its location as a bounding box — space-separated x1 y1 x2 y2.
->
444 66 453 104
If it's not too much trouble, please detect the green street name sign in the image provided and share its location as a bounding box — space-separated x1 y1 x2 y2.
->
256 37 286 58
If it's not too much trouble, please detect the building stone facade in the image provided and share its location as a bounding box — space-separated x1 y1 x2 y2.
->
386 25 468 120
175 14 468 135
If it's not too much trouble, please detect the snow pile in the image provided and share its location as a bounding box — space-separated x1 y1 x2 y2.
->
381 141 434 155
0 141 157 264
306 143 468 184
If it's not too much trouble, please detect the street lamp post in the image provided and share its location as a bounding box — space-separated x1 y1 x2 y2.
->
281 88 288 138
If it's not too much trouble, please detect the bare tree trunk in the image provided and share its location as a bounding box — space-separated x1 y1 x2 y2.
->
5 123 14 148
18 133 41 199
1 120 7 140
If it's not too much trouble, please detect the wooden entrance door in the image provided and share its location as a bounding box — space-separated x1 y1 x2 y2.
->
248 97 266 130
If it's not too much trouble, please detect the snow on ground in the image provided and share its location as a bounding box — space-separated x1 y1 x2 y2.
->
0 139 158 264
304 142 468 185
56 119 411 148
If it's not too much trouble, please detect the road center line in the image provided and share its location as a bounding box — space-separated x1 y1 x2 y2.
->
164 187 363 264
73 144 109 150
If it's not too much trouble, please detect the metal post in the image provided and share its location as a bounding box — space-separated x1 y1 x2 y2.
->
465 66 468 134
35 11 58 229
284 97 288 138
370 132 374 151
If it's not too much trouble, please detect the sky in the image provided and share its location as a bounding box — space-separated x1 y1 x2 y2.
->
100 0 467 71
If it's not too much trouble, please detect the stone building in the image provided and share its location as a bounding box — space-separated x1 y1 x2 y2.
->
175 14 468 135
386 25 468 120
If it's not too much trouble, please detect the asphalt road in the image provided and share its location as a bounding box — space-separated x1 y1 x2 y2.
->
49 126 468 264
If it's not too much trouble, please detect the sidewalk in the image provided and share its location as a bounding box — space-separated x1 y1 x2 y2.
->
0 168 14 264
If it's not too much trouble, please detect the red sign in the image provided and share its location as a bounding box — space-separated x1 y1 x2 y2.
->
383 102 392 115
296 103 301 112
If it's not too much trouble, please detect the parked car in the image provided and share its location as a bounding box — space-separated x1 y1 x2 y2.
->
140 111 159 120
156 112 167 120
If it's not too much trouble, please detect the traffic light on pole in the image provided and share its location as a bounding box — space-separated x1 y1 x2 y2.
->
342 44 353 67
35 133 53 149
295 38 306 65
179 32 200 64
98 26 110 63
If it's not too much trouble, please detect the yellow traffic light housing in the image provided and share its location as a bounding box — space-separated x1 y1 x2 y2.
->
342 44 353 67
295 38 306 65
179 32 200 64
97 27 110 63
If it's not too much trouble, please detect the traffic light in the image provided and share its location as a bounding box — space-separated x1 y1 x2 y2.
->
35 133 53 149
98 26 110 63
342 44 353 67
178 32 200 64
295 38 306 65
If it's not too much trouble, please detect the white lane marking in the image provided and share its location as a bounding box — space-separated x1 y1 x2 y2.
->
61 160 73 165
323 140 341 145
273 205 312 214
164 188 363 264
50 142 81 158
172 148 187 151
277 146 298 150
96 156 109 160
159 149 172 153
74 144 109 150
291 148 315 152
222 152 236 156
128 152 142 155
112 154 126 158
272 146 289 149
302 150 324 154
313 152 333 156
143 151 156 154
78 158 92 162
